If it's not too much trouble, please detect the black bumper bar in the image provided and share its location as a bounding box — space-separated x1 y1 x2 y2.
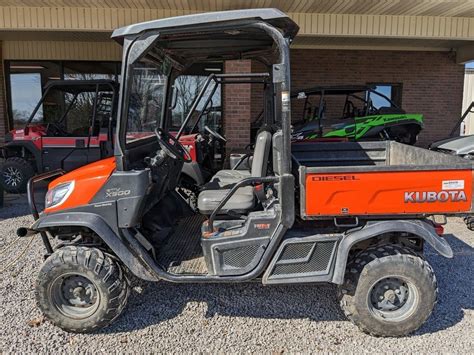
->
26 169 65 255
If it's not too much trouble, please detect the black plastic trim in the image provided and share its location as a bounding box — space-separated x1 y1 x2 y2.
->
331 219 453 284
31 212 156 281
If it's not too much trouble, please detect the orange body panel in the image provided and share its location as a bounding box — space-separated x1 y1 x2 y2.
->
305 170 473 216
44 157 116 214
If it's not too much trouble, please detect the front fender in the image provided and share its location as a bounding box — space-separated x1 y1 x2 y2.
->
32 212 157 281
331 219 453 284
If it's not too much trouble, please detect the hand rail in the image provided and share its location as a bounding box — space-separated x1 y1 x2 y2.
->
27 169 65 255
27 169 65 220
207 175 279 233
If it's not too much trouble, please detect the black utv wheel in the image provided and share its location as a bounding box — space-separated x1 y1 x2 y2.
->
0 157 35 193
337 245 437 337
35 246 130 333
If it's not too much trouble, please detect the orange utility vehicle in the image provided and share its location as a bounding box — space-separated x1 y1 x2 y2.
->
21 9 472 337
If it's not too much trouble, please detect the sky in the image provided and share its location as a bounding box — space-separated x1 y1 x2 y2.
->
10 73 43 119
466 62 474 69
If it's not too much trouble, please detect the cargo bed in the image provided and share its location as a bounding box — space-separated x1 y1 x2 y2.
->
292 141 474 218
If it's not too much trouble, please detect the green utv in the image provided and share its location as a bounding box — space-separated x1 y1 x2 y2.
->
291 85 423 145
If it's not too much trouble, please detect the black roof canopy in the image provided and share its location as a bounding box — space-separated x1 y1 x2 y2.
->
112 8 298 41
111 9 298 67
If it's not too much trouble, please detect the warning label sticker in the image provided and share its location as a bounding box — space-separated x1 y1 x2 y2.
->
442 180 464 190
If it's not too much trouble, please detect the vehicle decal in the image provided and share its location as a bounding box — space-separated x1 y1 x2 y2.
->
404 191 467 203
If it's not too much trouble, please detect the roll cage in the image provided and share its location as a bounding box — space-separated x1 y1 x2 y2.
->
24 80 118 130
111 8 298 178
292 84 401 123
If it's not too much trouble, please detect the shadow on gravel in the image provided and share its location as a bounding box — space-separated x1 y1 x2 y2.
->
415 233 474 335
0 187 47 220
103 282 345 334
101 233 473 335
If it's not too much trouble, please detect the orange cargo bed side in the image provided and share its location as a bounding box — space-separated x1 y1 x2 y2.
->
302 169 473 217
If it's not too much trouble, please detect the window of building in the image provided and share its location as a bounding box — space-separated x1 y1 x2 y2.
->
5 60 120 129
367 83 403 108
7 61 61 127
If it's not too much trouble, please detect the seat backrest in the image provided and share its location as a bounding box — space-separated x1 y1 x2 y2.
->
251 130 272 177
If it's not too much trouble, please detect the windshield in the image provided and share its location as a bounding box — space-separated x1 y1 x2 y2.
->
170 74 222 135
126 62 167 144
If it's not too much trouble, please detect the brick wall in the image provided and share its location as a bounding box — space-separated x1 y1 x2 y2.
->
222 60 252 150
0 42 8 145
290 49 465 146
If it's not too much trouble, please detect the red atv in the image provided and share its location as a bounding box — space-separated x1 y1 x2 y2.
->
0 79 225 193
0 80 117 193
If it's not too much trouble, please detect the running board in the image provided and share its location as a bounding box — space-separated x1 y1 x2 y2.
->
120 224 287 283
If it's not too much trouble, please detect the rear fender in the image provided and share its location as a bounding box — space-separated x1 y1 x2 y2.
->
32 212 157 281
331 219 453 284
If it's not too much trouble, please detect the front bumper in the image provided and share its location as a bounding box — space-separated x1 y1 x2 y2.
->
24 169 65 255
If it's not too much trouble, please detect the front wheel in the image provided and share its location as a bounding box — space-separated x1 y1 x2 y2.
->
338 245 437 337
35 246 130 333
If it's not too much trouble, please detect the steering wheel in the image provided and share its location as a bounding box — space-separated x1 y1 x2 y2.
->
204 125 226 142
154 128 192 163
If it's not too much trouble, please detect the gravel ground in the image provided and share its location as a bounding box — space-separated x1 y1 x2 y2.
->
0 194 473 353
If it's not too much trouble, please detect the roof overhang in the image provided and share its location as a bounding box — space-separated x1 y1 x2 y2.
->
1 3 474 62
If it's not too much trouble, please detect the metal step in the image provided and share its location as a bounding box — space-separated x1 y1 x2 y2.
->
157 215 208 275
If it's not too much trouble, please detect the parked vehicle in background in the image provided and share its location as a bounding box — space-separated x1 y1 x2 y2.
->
0 78 226 194
0 80 118 193
430 102 474 159
430 134 474 159
291 85 423 144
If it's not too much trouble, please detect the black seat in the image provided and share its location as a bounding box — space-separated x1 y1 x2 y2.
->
197 130 272 214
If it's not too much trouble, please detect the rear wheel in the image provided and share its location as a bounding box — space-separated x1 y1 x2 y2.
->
35 246 130 333
338 244 437 337
0 157 35 193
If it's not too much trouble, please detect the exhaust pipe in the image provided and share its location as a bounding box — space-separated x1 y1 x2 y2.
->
16 227 38 238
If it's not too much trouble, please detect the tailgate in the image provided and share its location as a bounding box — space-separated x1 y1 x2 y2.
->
300 167 473 217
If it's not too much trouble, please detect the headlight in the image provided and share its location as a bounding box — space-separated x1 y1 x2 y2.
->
45 181 75 209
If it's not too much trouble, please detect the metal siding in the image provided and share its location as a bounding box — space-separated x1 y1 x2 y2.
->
2 40 121 60
0 5 472 41
2 0 474 17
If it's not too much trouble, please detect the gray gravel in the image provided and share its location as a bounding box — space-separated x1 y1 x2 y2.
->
0 194 473 353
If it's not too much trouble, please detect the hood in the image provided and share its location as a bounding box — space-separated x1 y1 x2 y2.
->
430 135 474 155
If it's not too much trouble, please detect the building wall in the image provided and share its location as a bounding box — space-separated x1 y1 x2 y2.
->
0 48 465 149
222 60 251 151
290 49 465 146
462 70 474 135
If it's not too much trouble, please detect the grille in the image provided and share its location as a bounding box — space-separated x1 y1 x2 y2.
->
279 242 314 260
221 244 261 269
272 241 335 276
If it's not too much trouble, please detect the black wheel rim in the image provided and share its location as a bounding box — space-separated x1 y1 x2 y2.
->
368 276 419 322
3 167 23 187
49 273 100 319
